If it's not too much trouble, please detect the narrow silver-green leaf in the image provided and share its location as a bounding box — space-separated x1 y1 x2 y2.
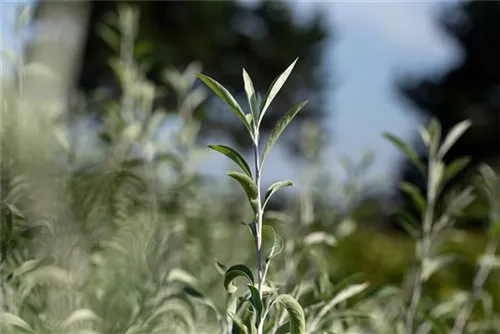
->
263 225 284 263
1 312 35 333
263 180 294 209
400 182 426 213
196 73 253 136
214 259 228 275
224 264 255 293
383 133 425 172
261 101 308 167
271 294 306 334
325 282 368 309
260 58 299 125
227 171 259 213
209 145 252 178
443 157 470 186
437 120 472 159
243 69 259 127
247 285 263 327
228 312 249 334
428 118 442 157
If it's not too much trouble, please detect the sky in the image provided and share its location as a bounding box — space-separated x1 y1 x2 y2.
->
1 1 462 193
285 1 460 189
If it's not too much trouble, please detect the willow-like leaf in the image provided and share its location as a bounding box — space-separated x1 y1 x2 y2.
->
224 264 255 293
261 101 308 167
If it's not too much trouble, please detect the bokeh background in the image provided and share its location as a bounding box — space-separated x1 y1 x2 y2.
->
1 0 499 333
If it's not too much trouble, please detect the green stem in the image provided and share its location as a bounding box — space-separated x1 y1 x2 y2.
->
253 131 264 334
405 160 436 334
254 135 263 296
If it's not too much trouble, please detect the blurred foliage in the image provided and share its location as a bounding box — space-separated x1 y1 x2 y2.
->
394 1 500 229
2 3 500 334
33 0 330 155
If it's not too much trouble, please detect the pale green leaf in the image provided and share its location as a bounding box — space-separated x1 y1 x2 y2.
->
260 58 298 125
263 225 284 263
0 312 34 333
437 120 472 159
243 68 259 126
263 180 293 209
400 182 426 213
443 157 470 186
209 145 252 178
228 312 249 334
428 118 442 157
214 260 228 275
227 171 259 213
195 73 253 136
261 101 308 167
166 268 198 286
327 283 368 308
421 255 456 281
247 285 263 327
271 294 306 334
61 309 100 328
303 232 337 247
224 264 255 293
383 133 425 172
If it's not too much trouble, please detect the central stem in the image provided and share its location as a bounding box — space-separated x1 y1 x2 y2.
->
405 160 435 334
253 133 264 297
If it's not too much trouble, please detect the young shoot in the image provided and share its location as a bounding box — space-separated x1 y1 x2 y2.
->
197 59 307 334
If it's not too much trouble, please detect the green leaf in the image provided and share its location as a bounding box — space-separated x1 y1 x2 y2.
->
1 312 34 333
243 69 259 127
97 23 120 51
227 171 259 213
400 182 426 213
429 161 445 202
428 118 442 157
241 220 258 240
395 210 421 239
421 315 448 334
443 157 470 186
263 225 284 263
331 283 368 307
263 180 293 209
259 58 298 125
209 145 252 178
275 322 292 334
196 73 253 136
228 312 249 334
261 101 308 167
247 285 263 327
270 294 306 334
488 220 500 241
437 120 472 159
303 232 337 247
383 133 425 172
184 287 222 322
214 259 228 275
421 255 456 281
224 264 255 293
61 309 100 328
